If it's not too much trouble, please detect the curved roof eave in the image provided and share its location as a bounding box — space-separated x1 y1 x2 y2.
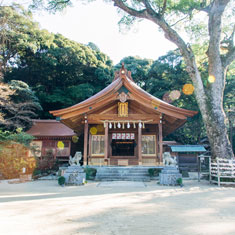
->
124 77 197 118
50 77 123 116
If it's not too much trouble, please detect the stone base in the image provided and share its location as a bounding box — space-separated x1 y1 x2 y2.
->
64 166 86 186
159 166 182 186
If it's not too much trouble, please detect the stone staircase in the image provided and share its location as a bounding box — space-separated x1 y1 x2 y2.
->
94 166 162 181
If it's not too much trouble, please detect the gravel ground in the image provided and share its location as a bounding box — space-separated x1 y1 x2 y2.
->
0 179 235 235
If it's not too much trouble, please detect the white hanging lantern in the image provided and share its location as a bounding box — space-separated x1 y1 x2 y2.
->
139 122 142 128
127 122 130 128
109 122 112 129
117 122 121 128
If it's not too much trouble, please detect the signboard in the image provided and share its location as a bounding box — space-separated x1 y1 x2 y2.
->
112 133 135 140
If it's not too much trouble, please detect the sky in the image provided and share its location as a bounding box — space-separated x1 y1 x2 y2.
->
6 0 176 64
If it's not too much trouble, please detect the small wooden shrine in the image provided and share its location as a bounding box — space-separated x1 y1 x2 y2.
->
50 65 197 166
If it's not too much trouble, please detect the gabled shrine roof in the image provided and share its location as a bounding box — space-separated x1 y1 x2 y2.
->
50 65 197 135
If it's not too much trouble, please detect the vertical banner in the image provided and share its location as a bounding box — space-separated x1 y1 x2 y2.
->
112 133 117 139
126 133 130 139
121 133 126 139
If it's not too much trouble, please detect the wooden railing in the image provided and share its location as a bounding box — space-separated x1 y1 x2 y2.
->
210 158 235 186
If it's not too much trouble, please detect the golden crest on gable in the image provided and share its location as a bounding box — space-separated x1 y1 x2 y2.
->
118 102 128 117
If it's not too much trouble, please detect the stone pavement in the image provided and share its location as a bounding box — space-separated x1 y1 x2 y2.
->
97 181 146 187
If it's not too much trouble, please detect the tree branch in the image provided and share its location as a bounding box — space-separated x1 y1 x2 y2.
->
221 25 235 68
160 0 167 16
46 0 71 11
170 15 189 27
222 47 235 68
113 0 148 18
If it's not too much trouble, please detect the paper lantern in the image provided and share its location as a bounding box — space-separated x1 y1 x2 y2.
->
162 92 173 103
57 141 64 149
182 84 194 95
169 90 181 100
72 135 79 143
208 75 216 83
90 127 97 135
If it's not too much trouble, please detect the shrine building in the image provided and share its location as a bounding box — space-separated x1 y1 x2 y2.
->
50 65 197 166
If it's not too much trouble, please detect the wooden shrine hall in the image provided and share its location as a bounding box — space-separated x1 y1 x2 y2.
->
50 65 197 166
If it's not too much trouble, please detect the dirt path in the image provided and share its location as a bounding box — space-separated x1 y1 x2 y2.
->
0 180 235 235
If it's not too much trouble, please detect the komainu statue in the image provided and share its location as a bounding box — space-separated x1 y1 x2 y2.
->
163 152 177 167
69 152 82 166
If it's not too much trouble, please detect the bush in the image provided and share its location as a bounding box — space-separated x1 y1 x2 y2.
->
148 168 161 177
84 167 97 180
58 176 65 186
176 178 183 186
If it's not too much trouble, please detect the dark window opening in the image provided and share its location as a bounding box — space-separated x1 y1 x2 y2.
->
111 140 135 156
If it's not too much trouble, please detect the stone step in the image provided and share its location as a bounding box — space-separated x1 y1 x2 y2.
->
91 166 163 181
96 177 150 182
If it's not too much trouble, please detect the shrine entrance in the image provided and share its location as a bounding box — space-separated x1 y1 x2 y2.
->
111 139 135 156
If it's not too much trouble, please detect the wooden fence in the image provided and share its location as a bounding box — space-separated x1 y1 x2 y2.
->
210 158 235 186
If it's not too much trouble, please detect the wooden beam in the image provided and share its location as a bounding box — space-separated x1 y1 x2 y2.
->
158 121 163 164
83 120 88 165
87 114 160 123
104 123 109 165
138 124 142 165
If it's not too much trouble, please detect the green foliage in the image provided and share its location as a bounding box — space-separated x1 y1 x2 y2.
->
115 56 153 89
58 176 65 185
0 129 34 147
148 168 161 177
0 4 50 77
3 6 113 118
84 167 97 180
176 178 183 186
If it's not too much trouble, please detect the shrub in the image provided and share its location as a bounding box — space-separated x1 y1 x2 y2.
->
148 168 161 177
176 178 183 186
84 167 97 180
58 176 65 186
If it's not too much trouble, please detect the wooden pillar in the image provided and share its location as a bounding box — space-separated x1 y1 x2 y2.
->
83 120 88 166
158 121 163 164
138 123 142 165
104 123 109 165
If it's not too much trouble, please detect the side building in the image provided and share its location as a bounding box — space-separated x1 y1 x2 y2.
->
27 120 76 164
